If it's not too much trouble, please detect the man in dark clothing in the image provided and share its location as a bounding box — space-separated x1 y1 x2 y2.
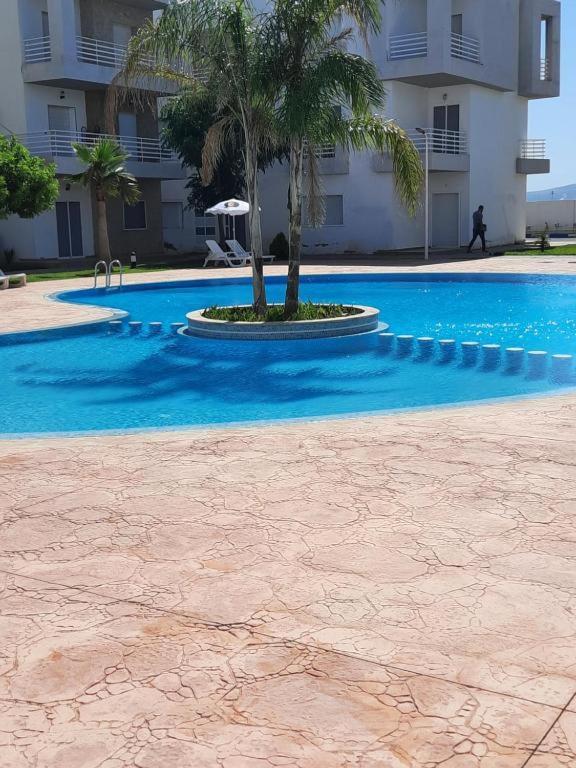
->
467 205 486 253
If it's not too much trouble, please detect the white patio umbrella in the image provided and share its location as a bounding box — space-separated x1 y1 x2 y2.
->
205 198 250 242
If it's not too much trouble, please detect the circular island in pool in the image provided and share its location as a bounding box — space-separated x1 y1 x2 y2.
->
185 304 382 340
1 272 575 436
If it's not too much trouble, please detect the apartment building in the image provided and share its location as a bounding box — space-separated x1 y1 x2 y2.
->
0 0 184 264
254 0 560 254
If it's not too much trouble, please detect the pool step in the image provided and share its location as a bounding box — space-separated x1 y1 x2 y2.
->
378 332 574 384
107 320 185 336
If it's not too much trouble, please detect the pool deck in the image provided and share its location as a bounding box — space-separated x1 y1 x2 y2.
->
1 257 576 767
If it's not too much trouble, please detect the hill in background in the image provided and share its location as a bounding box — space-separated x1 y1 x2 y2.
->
528 183 576 202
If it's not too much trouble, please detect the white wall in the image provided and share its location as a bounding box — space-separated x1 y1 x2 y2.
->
467 88 528 245
24 84 88 133
527 201 576 232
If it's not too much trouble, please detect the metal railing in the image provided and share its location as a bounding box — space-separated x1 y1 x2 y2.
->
388 32 428 60
76 36 154 69
540 57 551 81
450 32 481 63
23 35 52 63
520 139 547 159
20 130 178 163
408 128 469 155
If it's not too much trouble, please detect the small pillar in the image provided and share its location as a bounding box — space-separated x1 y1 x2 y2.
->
527 350 548 379
461 341 480 366
171 322 186 334
379 332 395 353
396 335 414 356
438 339 456 362
551 354 573 383
505 347 525 373
482 344 501 370
417 337 435 360
128 321 143 334
149 322 163 334
108 320 123 333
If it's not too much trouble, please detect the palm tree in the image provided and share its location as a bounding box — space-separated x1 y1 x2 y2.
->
265 0 424 315
110 0 277 313
68 139 140 262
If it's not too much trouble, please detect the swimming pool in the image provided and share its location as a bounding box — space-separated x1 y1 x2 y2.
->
1 273 575 436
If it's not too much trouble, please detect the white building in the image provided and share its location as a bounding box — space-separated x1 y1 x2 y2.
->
255 0 560 255
0 0 184 265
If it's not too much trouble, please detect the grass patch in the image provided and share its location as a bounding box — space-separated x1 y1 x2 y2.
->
23 264 181 283
203 302 362 322
504 245 576 256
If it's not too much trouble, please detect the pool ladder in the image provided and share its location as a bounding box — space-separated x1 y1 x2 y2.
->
94 260 123 289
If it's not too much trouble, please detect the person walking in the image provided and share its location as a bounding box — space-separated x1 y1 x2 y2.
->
467 205 487 253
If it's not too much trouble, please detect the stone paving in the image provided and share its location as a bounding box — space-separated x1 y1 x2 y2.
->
1 258 575 767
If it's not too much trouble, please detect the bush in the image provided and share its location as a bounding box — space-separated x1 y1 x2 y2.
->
0 136 59 219
269 232 289 260
203 302 361 322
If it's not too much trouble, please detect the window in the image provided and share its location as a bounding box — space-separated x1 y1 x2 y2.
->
325 195 344 226
304 195 344 227
124 201 147 230
162 202 183 230
194 209 216 237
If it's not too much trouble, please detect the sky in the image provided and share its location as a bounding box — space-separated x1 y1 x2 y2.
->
527 0 574 191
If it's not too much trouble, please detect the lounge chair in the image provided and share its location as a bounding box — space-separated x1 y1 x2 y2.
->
226 240 276 263
203 240 250 268
0 269 27 289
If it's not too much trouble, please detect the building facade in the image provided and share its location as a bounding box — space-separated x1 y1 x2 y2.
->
0 0 184 265
257 0 561 254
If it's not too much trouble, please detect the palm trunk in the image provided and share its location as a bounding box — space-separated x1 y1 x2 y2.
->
96 194 111 262
244 144 267 313
285 139 304 316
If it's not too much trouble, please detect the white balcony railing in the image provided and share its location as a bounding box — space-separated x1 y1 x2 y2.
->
520 139 547 160
408 128 469 155
23 35 52 63
450 32 481 63
388 32 428 60
540 58 551 81
20 130 178 164
76 36 155 69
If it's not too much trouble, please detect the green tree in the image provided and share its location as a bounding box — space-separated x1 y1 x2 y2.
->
265 0 424 315
0 135 58 219
68 139 140 262
161 92 245 213
113 0 278 312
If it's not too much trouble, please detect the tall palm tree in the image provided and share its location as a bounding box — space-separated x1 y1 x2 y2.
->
68 139 140 262
110 0 277 313
265 0 424 315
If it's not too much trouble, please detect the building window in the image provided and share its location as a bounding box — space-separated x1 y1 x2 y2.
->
194 209 217 237
162 202 183 229
325 195 344 225
303 195 344 227
124 201 147 230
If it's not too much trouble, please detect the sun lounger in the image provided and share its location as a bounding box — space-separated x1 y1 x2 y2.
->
204 240 250 268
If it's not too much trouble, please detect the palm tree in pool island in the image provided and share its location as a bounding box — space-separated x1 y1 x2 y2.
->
266 0 424 315
68 139 140 262
112 0 277 312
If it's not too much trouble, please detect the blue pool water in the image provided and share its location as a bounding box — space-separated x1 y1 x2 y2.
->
1 273 575 436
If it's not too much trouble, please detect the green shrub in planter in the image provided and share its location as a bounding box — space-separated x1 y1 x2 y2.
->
269 232 289 261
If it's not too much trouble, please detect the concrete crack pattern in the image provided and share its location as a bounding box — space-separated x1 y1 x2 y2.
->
1 261 575 766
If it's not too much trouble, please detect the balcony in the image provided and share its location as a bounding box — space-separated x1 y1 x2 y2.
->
450 33 481 64
22 35 176 92
20 131 185 180
516 140 550 175
304 144 350 175
385 30 485 88
388 32 428 61
373 128 470 174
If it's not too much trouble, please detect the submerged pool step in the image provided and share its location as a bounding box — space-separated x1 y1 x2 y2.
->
378 331 574 383
107 320 186 336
